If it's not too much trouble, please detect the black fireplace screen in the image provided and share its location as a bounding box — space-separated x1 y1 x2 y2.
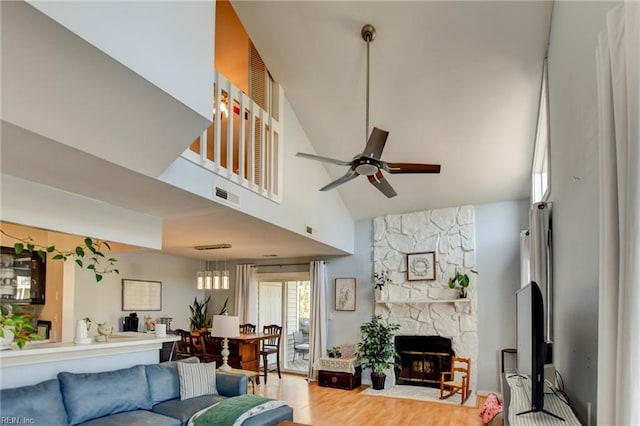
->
395 336 455 388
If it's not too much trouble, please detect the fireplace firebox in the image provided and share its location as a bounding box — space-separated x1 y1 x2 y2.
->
394 336 455 388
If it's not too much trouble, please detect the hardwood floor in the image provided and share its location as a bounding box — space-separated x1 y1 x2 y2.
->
255 372 487 426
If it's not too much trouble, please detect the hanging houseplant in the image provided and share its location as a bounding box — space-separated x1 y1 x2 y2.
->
356 314 400 390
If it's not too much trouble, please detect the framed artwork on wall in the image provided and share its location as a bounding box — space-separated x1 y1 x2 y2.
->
335 278 356 311
122 279 162 311
407 252 436 281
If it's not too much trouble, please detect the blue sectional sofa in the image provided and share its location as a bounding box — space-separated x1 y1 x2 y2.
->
0 359 293 426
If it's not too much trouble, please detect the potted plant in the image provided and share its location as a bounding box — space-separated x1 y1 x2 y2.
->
0 304 41 349
189 295 212 332
188 296 229 332
448 269 478 298
327 346 341 358
356 314 400 390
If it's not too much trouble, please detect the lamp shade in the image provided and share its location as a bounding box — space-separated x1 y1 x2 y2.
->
212 315 239 338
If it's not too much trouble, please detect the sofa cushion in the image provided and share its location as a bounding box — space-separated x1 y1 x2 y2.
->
0 379 68 425
146 357 200 404
151 394 226 425
78 409 181 426
59 365 152 426
178 362 217 400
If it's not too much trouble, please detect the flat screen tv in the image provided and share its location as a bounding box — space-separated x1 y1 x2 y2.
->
516 282 563 420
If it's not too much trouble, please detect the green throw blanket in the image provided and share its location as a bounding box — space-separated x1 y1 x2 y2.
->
190 395 284 426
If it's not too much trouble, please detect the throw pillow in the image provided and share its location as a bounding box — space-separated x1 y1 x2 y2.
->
177 361 218 400
146 356 200 404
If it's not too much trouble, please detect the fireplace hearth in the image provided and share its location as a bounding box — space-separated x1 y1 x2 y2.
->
395 336 454 388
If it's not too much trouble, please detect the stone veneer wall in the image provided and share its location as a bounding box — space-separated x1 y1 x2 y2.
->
373 205 478 391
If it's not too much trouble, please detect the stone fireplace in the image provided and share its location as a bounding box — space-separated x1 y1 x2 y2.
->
374 206 478 391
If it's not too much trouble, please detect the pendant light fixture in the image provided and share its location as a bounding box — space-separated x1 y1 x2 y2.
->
194 244 232 290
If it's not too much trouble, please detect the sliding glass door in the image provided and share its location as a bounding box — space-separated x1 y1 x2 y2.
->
258 275 310 374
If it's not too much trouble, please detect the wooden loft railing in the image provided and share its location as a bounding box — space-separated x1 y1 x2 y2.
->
182 70 284 203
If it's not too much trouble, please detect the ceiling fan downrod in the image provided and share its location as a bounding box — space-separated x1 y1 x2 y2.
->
362 24 376 144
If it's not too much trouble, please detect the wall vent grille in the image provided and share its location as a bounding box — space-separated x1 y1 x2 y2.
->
214 186 241 207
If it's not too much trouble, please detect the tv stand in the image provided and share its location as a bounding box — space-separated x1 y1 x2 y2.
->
517 408 565 422
502 374 580 425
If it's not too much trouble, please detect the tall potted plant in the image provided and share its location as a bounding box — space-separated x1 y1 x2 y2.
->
356 314 400 390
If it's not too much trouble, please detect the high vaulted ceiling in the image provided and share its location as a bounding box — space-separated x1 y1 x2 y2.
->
231 1 552 220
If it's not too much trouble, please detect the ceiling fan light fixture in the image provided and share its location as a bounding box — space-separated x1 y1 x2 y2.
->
295 23 441 198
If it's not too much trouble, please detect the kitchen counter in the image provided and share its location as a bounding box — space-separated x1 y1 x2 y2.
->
0 332 179 389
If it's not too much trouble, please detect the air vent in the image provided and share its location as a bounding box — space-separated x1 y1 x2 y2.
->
194 244 232 251
305 225 318 238
214 186 241 207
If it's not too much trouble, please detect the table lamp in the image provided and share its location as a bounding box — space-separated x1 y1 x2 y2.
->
212 314 239 372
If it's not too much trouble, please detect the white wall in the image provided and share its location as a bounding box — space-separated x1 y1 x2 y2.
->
476 199 529 392
547 2 619 423
28 0 215 120
73 251 206 338
0 174 162 249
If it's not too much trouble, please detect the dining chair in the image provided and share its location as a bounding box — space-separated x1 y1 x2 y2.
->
239 323 256 334
260 324 282 383
174 329 198 360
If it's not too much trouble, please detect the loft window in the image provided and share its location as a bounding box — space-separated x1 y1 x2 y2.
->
532 60 550 203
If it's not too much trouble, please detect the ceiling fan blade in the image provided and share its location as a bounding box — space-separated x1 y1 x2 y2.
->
361 127 389 160
296 152 352 167
382 162 441 174
367 171 397 198
319 169 358 192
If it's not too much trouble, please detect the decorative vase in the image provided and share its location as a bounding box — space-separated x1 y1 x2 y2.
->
459 288 467 299
371 372 386 390
1 327 14 349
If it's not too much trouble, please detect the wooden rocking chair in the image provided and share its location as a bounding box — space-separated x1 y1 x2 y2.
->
440 356 471 404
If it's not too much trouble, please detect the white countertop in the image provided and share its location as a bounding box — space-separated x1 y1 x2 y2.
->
0 332 179 366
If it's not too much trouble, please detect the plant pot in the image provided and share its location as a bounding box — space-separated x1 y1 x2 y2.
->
371 372 386 390
459 288 467 299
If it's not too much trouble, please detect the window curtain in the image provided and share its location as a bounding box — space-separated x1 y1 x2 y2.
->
307 260 327 381
520 230 531 288
529 202 552 341
596 2 640 424
234 264 257 325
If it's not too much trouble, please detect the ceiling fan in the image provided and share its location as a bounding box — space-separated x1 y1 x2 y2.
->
296 24 441 198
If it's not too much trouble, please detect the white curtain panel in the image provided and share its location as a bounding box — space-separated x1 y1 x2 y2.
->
596 2 640 424
307 260 327 381
234 264 257 325
529 202 552 341
520 230 531 288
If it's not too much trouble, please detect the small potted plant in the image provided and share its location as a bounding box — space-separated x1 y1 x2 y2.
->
327 346 341 358
356 315 400 390
448 269 478 298
0 304 41 349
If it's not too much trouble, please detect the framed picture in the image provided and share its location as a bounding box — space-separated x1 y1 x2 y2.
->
122 279 162 311
407 252 436 281
335 278 356 311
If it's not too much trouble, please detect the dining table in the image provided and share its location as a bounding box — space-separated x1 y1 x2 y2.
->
210 331 281 385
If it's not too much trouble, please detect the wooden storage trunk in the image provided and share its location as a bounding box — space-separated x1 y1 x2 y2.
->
318 366 362 390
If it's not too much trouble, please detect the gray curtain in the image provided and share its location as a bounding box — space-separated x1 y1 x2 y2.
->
234 264 257 325
307 260 327 380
